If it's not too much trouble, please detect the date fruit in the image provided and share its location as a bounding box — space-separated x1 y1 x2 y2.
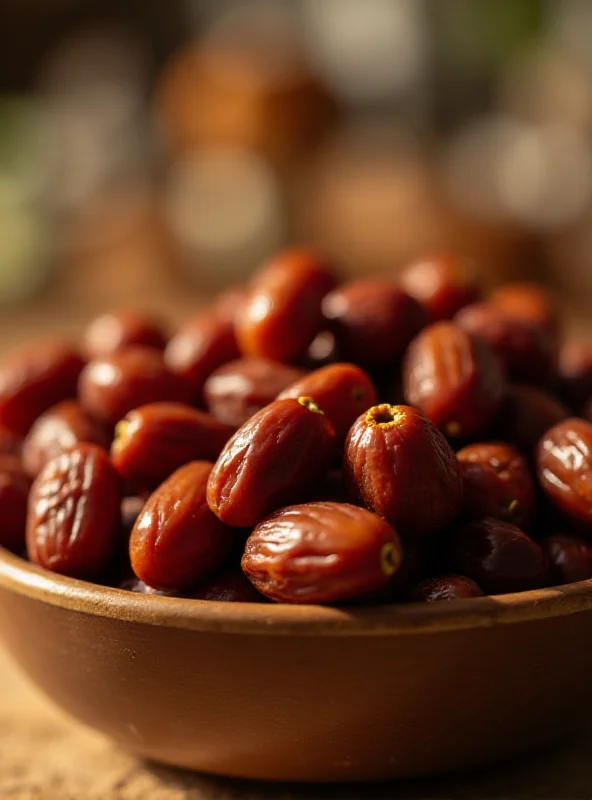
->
542 534 592 585
26 444 121 578
457 442 535 528
408 575 484 602
537 417 592 526
0 340 85 435
236 247 336 362
79 346 189 427
344 404 463 538
83 310 167 358
455 301 554 386
403 322 505 439
204 358 305 427
277 362 378 441
449 517 546 594
207 397 335 527
322 280 425 366
22 400 111 477
165 310 239 404
111 402 235 490
400 253 481 322
130 461 235 591
242 501 402 603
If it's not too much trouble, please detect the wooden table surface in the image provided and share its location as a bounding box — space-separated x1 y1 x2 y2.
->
1 644 592 800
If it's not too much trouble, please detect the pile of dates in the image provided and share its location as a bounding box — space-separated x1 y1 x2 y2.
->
3 248 592 605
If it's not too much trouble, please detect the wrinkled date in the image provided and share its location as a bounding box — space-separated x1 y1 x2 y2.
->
130 461 235 591
204 357 306 427
457 442 535 528
164 310 239 404
111 402 234 491
83 310 167 358
26 444 121 578
449 517 546 595
495 385 569 454
455 301 555 386
400 253 481 322
344 404 463 538
236 247 336 362
403 322 505 439
207 397 335 527
542 534 592 585
242 501 402 603
22 400 111 477
0 340 85 436
537 417 592 526
79 346 189 427
322 280 426 367
408 574 484 602
0 456 32 552
277 362 378 441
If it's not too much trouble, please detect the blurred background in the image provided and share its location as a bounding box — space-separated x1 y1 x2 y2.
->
1 0 592 344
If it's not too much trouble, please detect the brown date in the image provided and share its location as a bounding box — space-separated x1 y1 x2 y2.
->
303 330 340 369
344 404 463 538
26 444 121 578
0 340 84 435
408 575 484 602
542 534 592 585
242 501 402 604
207 397 335 527
277 362 378 441
449 517 546 595
537 417 592 526
22 400 111 477
83 310 167 358
235 247 336 362
490 281 559 338
457 442 535 529
79 346 189 428
165 311 239 404
111 402 235 490
130 461 235 591
189 569 265 602
204 358 306 427
400 253 481 322
0 457 32 552
495 385 569 454
455 301 555 386
555 340 592 412
403 322 505 439
322 280 425 366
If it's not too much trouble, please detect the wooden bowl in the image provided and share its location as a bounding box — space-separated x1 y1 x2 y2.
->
1 547 592 782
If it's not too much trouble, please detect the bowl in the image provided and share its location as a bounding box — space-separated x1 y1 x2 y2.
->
1 546 592 782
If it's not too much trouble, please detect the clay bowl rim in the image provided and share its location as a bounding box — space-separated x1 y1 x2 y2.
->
1 547 592 637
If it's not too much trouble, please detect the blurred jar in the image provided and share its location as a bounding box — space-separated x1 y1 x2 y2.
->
292 124 537 283
155 23 334 164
